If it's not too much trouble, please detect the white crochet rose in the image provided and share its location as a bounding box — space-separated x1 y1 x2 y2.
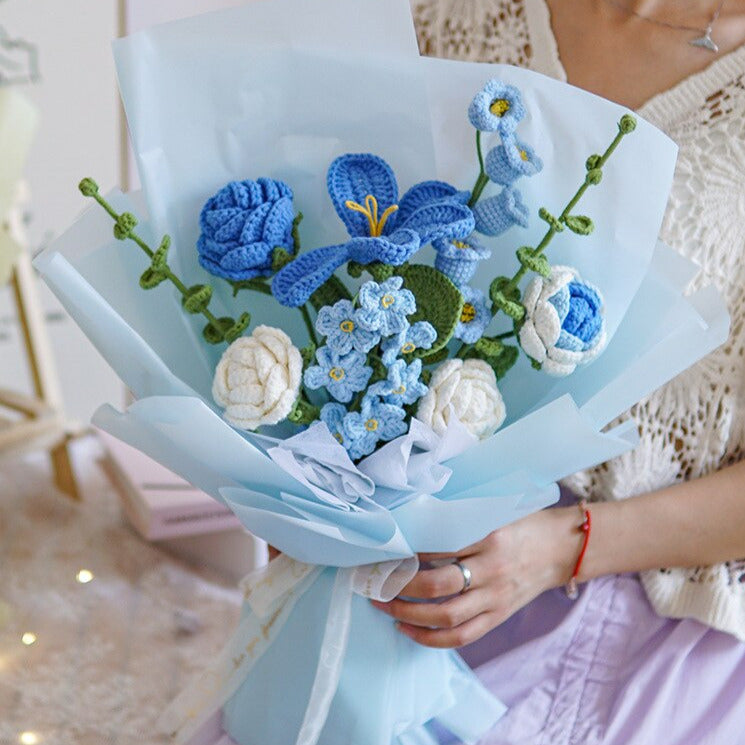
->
213 325 303 431
417 358 506 439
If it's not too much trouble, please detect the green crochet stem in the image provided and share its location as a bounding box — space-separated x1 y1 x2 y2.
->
78 178 248 345
467 131 490 208
300 305 319 347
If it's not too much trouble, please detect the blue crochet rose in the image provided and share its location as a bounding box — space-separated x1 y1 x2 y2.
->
356 277 416 337
315 299 379 355
342 396 408 460
454 286 492 344
472 187 530 237
468 80 526 135
381 321 437 366
433 234 491 287
485 137 543 186
271 154 474 307
197 178 295 281
304 347 372 403
368 359 428 406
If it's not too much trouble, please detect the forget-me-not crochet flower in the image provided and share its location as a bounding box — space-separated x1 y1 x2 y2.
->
381 321 438 366
468 80 526 135
356 276 415 337
485 137 543 186
304 347 372 403
433 234 492 287
197 178 294 281
343 396 408 460
315 299 379 355
519 266 606 377
473 187 530 237
368 359 428 406
454 286 492 344
320 402 350 448
271 154 474 307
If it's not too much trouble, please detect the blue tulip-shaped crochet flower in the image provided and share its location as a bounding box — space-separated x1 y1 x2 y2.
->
381 321 437 366
433 234 491 287
485 137 543 186
356 276 415 337
468 80 526 135
454 287 492 344
473 187 530 237
343 396 408 460
304 347 372 403
271 154 474 307
197 178 295 281
368 359 428 406
519 266 606 376
315 299 379 355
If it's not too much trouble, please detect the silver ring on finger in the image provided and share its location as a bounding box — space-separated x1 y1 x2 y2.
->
453 560 472 594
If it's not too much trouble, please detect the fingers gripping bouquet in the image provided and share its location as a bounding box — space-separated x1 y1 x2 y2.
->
35 1 729 744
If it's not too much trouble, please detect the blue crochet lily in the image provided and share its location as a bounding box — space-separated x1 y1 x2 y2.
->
272 154 475 307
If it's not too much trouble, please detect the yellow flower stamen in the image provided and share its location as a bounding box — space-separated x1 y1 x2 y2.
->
489 98 510 117
393 385 406 395
340 320 355 333
329 367 345 381
333 432 344 444
380 294 395 309
453 240 470 250
461 303 476 323
519 148 529 161
365 419 379 432
345 195 399 237
401 341 416 354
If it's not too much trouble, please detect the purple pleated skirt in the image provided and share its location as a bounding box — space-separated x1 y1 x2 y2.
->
457 573 745 744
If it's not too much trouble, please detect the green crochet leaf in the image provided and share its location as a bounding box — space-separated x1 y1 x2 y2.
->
151 236 170 271
474 336 504 358
224 312 251 343
139 267 168 290
417 346 450 366
288 396 320 426
230 278 272 297
291 212 304 253
538 207 564 233
516 247 551 278
489 276 525 322
272 247 294 272
399 264 463 354
182 284 213 314
309 275 353 312
369 354 388 383
563 215 595 235
202 317 234 345
300 344 316 369
467 344 519 380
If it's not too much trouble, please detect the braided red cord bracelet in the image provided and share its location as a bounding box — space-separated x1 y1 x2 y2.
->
566 499 591 599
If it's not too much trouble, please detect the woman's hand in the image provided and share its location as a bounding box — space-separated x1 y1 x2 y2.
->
370 507 582 648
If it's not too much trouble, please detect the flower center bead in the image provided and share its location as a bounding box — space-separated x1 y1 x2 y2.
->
380 294 395 309
329 367 346 381
393 385 406 395
519 149 529 161
344 195 399 237
340 319 355 333
461 303 476 323
453 240 470 250
400 341 416 354
365 418 379 432
489 98 510 117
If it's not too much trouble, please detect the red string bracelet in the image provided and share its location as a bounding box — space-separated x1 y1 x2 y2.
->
565 499 591 599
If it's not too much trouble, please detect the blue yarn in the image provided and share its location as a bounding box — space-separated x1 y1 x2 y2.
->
468 79 526 134
472 187 530 237
485 138 543 186
197 178 294 281
547 279 604 353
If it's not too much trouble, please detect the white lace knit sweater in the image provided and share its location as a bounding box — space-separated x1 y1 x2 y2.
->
412 0 745 641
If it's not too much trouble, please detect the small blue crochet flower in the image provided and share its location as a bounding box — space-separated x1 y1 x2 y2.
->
320 403 350 448
368 359 428 406
485 137 543 186
315 299 379 355
381 321 438 366
356 277 415 337
304 347 372 403
468 80 526 135
343 396 408 460
197 178 294 281
433 233 491 287
272 154 474 307
473 187 530 237
454 286 492 344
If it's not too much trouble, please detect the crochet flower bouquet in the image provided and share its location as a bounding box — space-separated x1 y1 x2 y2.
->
35 1 729 744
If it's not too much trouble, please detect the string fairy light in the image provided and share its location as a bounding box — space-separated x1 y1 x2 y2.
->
21 632 37 646
19 732 39 745
75 569 94 584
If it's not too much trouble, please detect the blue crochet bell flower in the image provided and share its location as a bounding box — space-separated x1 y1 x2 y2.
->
433 233 491 287
197 178 295 281
473 187 530 237
454 286 492 344
342 395 408 461
304 347 372 403
356 276 415 337
519 266 607 377
468 80 526 135
320 402 350 448
381 321 437 366
271 154 474 307
485 137 543 186
368 358 428 407
315 299 380 355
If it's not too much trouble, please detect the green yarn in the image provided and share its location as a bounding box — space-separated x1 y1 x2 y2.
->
223 312 251 344
619 114 637 134
113 212 138 240
300 344 316 370
489 276 525 321
538 208 564 233
139 267 167 290
272 247 294 272
288 396 320 426
308 275 352 312
417 346 450 366
202 317 235 344
182 285 213 314
465 342 519 380
346 261 394 283
398 264 464 355
291 212 304 253
230 278 273 297
516 247 551 278
585 154 602 171
585 168 603 185
78 178 99 197
152 236 170 270
562 215 595 235
474 335 504 358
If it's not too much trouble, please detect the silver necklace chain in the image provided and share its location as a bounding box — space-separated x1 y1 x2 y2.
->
603 0 727 51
